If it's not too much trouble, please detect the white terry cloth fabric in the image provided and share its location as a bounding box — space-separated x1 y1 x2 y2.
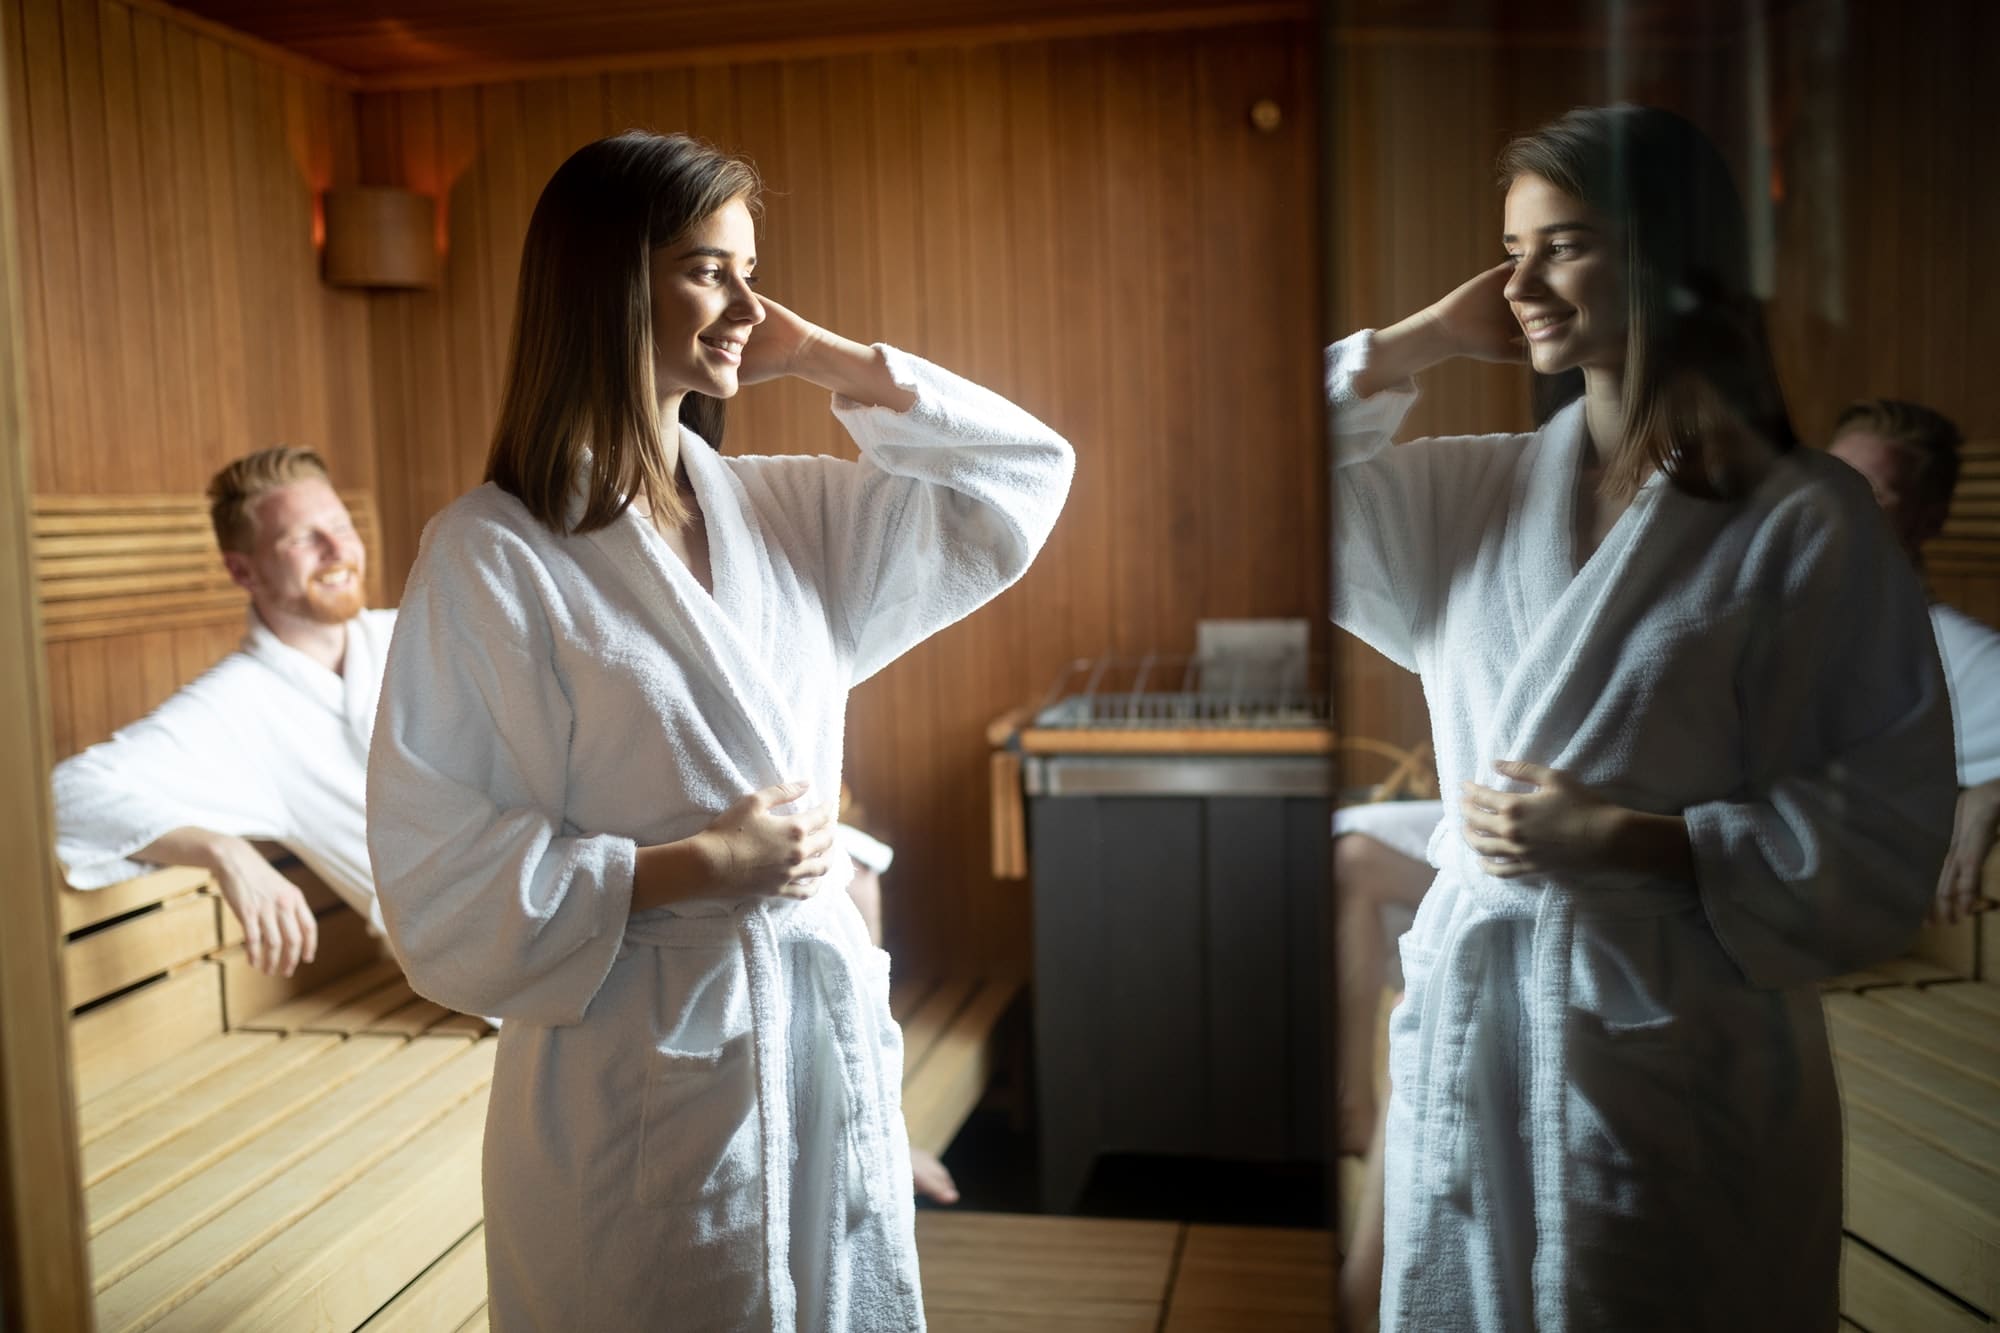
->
1327 331 1954 1333
367 346 1072 1333
836 822 895 874
1931 603 2000 786
1332 799 1444 862
52 607 395 930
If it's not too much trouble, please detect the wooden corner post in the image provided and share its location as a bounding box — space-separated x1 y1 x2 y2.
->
0 16 96 1330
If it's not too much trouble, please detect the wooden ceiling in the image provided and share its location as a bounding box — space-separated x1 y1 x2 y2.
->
155 0 1806 87
156 0 1312 84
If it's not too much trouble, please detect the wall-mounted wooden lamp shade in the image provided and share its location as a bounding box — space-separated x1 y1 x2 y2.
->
322 187 438 289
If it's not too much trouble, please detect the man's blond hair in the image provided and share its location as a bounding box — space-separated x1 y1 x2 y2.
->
206 447 331 555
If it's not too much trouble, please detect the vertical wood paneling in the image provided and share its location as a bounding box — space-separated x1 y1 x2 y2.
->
130 9 192 487
60 0 122 489
1765 0 1997 636
354 24 1322 974
96 0 163 488
16 0 367 758
22 0 83 492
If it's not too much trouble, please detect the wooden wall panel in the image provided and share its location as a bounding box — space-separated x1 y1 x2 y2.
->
356 23 1323 974
9 0 368 757
1325 2 1998 778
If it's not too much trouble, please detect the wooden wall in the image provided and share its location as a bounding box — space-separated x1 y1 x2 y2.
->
6 0 370 759
355 22 1322 974
1763 0 2000 629
1325 1 2000 766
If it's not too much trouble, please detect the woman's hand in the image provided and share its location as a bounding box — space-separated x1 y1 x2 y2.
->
1424 261 1527 365
1460 760 1691 881
697 780 837 899
736 295 917 411
737 295 827 387
1352 262 1523 396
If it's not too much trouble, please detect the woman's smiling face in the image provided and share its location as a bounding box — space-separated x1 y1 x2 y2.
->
1501 173 1626 377
650 197 766 402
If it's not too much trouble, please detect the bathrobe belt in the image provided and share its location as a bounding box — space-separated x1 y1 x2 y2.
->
623 881 896 1319
1419 840 1690 1333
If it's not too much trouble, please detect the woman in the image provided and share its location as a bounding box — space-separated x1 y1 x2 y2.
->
1328 106 1952 1330
367 132 1071 1332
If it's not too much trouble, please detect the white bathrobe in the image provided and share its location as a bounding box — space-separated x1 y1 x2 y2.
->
52 608 396 928
367 347 1071 1333
1327 332 1954 1332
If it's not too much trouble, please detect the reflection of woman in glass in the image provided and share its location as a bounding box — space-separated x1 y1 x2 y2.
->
368 132 1071 1330
1328 106 1952 1329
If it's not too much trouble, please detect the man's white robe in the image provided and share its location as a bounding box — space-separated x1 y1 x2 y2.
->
52 608 397 927
1327 332 1954 1332
367 348 1071 1333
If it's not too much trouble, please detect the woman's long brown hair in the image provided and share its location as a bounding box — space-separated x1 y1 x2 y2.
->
1501 106 1798 502
486 131 762 534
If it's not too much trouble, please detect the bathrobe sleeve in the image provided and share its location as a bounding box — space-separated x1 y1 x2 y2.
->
759 347 1073 685
1325 331 1522 671
51 670 290 888
1685 472 1958 987
367 504 637 1025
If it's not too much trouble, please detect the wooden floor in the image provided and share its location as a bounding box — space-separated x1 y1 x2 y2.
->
920 1212 1333 1333
76 963 1330 1331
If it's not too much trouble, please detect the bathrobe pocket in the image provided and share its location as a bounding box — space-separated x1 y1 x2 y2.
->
635 1032 760 1206
1561 1006 1711 1325
1563 1008 1700 1178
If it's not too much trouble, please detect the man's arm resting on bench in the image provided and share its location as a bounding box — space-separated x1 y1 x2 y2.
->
136 828 319 978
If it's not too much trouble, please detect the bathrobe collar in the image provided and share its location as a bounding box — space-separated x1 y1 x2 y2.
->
575 430 800 786
1493 400 1674 783
239 608 375 741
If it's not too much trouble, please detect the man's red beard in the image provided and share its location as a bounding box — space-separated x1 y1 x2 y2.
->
300 563 365 624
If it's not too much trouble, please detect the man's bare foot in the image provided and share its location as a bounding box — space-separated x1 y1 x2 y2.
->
911 1147 959 1204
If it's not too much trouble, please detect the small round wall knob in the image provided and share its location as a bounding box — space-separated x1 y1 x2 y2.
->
1250 99 1283 133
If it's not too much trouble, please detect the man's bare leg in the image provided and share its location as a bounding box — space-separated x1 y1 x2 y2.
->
846 862 961 1205
1334 833 1432 1155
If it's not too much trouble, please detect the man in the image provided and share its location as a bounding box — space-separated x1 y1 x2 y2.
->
1829 398 2000 926
54 447 388 977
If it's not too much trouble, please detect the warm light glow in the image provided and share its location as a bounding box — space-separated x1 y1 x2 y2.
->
312 193 327 250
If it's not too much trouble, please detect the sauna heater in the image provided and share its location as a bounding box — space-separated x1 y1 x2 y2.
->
1014 634 1332 1213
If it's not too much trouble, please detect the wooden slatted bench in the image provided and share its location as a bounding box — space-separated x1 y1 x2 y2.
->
1824 972 2000 1331
891 972 1024 1157
58 857 497 1331
62 860 382 1106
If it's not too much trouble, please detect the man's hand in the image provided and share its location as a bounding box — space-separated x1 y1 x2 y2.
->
140 828 319 977
1932 779 2000 926
215 849 320 977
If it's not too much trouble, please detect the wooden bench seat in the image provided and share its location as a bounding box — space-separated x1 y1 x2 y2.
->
1828 977 2000 1330
76 1028 494 1332
891 972 1023 1155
